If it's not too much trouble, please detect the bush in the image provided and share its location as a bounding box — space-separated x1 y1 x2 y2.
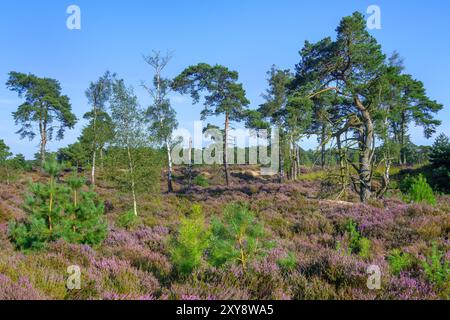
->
388 249 413 275
429 134 450 169
422 243 449 288
117 211 139 230
277 252 297 272
404 174 436 205
208 202 273 270
8 160 107 250
337 220 372 259
193 174 209 187
169 205 210 276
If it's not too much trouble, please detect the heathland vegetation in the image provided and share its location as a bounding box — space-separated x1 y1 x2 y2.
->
0 12 448 300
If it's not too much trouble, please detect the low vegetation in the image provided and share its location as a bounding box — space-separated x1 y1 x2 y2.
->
0 11 448 301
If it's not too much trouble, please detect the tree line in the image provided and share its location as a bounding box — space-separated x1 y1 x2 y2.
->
2 12 445 204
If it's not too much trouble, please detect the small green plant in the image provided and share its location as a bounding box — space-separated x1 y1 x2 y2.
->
403 174 436 206
193 174 209 187
277 252 297 272
358 237 371 260
388 249 413 275
338 220 371 259
422 243 449 287
169 204 211 276
8 160 107 250
117 211 139 230
208 202 272 270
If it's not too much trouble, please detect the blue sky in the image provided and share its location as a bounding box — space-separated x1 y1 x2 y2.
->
0 0 449 159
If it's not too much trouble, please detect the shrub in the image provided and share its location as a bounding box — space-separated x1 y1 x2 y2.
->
337 220 372 259
399 174 416 194
169 205 210 276
117 211 139 230
358 238 371 260
193 174 209 187
8 160 107 250
277 252 297 272
388 249 413 275
403 175 436 206
422 243 449 288
208 202 272 270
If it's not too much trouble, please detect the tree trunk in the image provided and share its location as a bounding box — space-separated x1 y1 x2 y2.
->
91 100 98 188
355 97 374 203
5 164 10 185
91 151 96 188
126 142 138 216
321 124 326 169
223 112 230 186
187 137 193 190
39 118 47 168
400 111 407 165
166 139 173 193
378 157 391 198
279 141 284 183
100 148 104 171
336 133 347 199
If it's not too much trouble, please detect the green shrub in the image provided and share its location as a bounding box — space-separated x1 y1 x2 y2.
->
169 204 211 276
358 237 371 260
338 220 372 259
277 252 297 272
193 174 209 187
117 211 139 230
8 160 107 250
404 174 436 205
388 249 413 275
422 243 449 287
208 202 272 270
399 174 416 194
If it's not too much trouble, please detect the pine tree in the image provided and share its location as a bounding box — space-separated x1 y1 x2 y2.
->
8 160 107 250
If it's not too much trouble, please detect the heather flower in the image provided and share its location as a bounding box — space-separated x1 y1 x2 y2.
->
0 274 47 300
387 272 437 300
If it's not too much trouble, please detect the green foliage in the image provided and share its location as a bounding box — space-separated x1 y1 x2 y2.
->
422 243 449 287
117 211 139 230
388 249 413 275
428 134 450 193
429 134 450 169
193 174 209 187
0 139 13 183
104 147 163 195
6 72 77 166
338 220 372 259
358 237 371 260
169 204 211 275
82 72 115 159
277 252 298 272
403 174 436 205
57 142 90 169
0 139 12 163
208 203 271 270
8 161 107 250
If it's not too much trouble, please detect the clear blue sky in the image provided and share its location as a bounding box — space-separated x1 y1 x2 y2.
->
0 0 449 159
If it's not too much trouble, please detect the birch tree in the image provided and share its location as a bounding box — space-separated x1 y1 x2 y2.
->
143 51 178 193
110 79 145 216
84 72 114 187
